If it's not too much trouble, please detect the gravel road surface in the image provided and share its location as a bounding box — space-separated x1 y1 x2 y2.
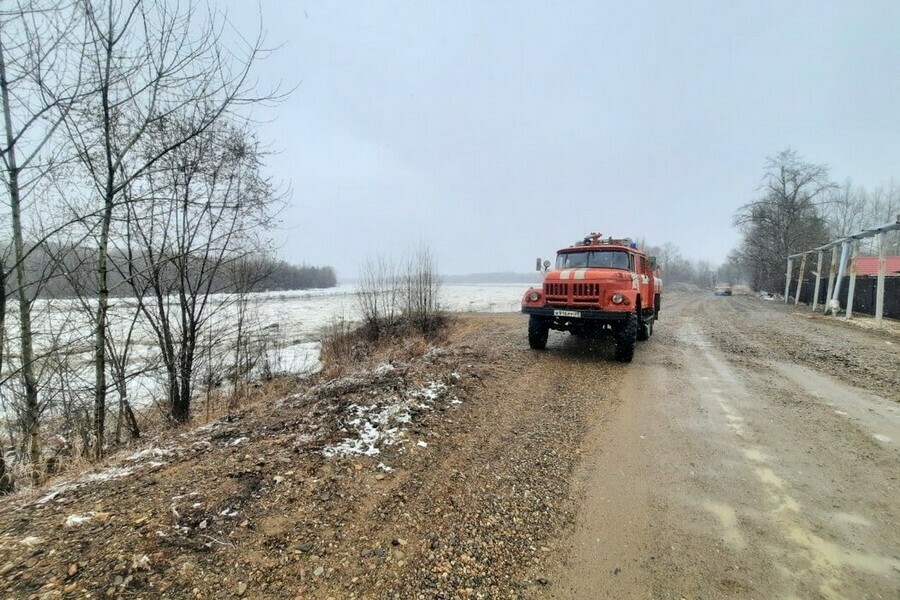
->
537 292 898 599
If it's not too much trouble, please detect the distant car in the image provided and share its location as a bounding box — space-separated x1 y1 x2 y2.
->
714 284 733 296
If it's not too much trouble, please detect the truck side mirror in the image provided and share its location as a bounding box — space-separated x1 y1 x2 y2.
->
543 260 551 270
536 258 542 272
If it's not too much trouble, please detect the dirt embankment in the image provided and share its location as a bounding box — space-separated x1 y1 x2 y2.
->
0 314 624 600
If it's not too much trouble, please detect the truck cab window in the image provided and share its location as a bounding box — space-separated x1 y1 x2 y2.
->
556 251 630 270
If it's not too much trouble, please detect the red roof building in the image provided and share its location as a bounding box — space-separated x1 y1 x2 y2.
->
854 256 900 276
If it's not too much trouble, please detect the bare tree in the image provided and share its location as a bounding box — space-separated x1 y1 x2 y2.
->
823 179 867 239
123 120 276 423
225 253 274 406
63 0 275 454
855 183 900 254
0 0 84 482
734 149 834 292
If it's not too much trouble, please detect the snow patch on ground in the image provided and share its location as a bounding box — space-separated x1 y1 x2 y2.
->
323 379 456 458
20 536 43 547
414 381 446 402
126 447 174 462
64 514 92 528
82 466 135 483
32 446 176 505
374 363 396 377
35 464 139 505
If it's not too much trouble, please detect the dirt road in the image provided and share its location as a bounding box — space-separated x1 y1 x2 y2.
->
1 292 897 599
537 292 899 599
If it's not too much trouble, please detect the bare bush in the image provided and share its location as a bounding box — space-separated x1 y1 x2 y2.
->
355 246 444 339
403 245 443 334
319 316 362 376
355 255 401 336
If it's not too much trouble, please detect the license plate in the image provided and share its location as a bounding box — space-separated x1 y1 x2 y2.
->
553 310 581 318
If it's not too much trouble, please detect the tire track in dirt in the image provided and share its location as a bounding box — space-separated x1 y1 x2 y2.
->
534 291 899 599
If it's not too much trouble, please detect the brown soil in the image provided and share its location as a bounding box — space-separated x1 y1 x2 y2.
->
1 293 897 599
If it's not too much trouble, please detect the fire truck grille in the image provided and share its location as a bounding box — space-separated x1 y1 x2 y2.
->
543 282 601 305
573 283 600 298
544 282 568 300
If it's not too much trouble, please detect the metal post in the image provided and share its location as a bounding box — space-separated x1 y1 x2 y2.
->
811 250 824 312
875 231 887 326
825 247 838 314
794 253 807 305
830 241 850 315
784 257 792 302
845 240 859 320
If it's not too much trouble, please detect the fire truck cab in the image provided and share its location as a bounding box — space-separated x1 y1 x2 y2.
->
521 232 661 362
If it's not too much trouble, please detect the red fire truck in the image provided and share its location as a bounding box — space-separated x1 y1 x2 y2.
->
521 232 661 362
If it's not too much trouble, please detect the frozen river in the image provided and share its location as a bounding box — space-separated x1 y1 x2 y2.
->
2 283 534 413
244 282 530 373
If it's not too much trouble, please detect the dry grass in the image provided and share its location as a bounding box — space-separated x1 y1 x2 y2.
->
1 373 307 497
319 314 450 378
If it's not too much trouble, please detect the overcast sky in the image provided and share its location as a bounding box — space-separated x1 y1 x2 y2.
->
224 1 900 278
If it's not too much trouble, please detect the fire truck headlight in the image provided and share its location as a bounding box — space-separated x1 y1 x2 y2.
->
528 291 541 302
611 293 624 304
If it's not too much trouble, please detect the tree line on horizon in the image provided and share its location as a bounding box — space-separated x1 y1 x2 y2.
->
0 241 336 299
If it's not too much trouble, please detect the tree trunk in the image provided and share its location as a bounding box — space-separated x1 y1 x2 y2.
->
0 40 42 484
123 398 140 439
93 20 117 460
94 205 110 459
115 379 140 440
0 261 6 389
174 338 194 423
0 453 13 494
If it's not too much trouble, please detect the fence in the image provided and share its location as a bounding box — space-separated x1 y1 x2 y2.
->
789 276 900 320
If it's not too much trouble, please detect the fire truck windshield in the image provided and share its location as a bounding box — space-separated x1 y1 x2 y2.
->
556 250 630 270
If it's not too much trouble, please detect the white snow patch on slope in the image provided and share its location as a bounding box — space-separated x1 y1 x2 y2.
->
374 363 395 377
126 447 174 462
64 514 92 528
323 379 453 458
33 450 171 505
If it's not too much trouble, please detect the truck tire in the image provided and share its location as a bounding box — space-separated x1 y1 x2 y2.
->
615 313 638 362
637 317 653 341
528 315 550 350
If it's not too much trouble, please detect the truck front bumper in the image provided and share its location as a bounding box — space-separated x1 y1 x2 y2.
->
521 306 629 321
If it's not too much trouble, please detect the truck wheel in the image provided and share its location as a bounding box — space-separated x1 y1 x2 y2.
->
637 317 653 341
615 313 638 362
528 315 550 350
